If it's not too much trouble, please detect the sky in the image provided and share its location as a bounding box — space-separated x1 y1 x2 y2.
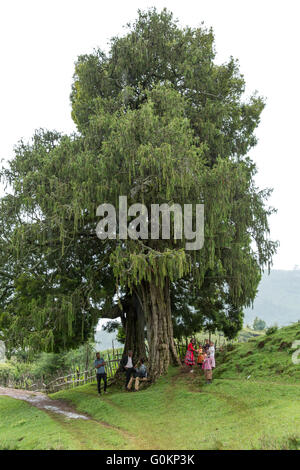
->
0 0 299 270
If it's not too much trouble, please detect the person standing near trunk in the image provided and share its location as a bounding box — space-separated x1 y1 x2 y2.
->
121 350 136 388
94 352 107 395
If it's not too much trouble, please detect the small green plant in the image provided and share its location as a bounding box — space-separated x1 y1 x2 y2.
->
266 325 278 336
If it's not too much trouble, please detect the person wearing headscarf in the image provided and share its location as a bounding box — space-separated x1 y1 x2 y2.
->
184 338 196 371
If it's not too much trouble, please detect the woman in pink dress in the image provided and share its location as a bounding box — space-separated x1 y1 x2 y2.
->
184 338 196 371
202 351 213 384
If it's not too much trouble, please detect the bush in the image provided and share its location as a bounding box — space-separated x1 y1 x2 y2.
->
0 362 16 386
31 353 63 380
266 326 278 336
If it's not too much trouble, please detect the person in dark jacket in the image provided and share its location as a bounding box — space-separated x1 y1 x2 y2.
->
121 350 136 388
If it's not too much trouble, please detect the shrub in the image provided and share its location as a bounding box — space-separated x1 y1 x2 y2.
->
0 362 16 386
266 326 278 336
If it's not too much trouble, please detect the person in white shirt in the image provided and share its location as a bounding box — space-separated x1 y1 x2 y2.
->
121 350 136 388
209 342 215 368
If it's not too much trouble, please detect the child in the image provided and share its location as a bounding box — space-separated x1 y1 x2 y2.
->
209 341 215 369
197 344 205 367
203 339 210 353
202 351 213 384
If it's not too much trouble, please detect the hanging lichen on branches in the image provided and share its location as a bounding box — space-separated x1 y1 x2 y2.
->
0 9 277 376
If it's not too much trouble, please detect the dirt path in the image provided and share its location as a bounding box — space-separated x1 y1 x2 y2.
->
0 387 89 420
0 386 143 449
101 394 162 450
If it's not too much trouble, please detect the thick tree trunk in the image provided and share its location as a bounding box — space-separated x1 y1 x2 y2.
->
123 292 146 360
139 278 181 381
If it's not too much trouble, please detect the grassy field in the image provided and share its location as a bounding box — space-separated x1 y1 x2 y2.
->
1 323 300 450
215 322 300 382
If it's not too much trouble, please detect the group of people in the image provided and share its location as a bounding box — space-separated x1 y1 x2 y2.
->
120 350 148 392
94 338 215 395
94 350 148 395
184 338 215 384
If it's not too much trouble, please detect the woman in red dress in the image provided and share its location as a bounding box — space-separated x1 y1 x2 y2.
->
184 338 196 371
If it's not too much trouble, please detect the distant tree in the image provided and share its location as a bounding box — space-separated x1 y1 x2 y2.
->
253 317 266 331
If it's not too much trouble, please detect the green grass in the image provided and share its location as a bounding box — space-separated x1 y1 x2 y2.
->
2 323 300 450
0 395 131 450
215 322 300 382
0 397 76 450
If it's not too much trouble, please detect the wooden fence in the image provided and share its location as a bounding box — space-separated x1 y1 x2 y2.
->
0 351 124 393
0 373 46 392
45 357 122 393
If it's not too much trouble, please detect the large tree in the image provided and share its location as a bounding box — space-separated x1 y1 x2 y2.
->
0 9 277 380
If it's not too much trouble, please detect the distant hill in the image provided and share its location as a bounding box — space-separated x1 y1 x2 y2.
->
244 269 300 327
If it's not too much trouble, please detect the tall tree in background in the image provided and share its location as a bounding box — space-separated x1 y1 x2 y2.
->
0 9 277 380
253 317 266 331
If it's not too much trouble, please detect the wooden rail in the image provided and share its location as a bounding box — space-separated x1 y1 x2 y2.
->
46 358 122 393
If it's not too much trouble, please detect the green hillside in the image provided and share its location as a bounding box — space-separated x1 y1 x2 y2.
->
244 270 300 326
215 323 300 382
